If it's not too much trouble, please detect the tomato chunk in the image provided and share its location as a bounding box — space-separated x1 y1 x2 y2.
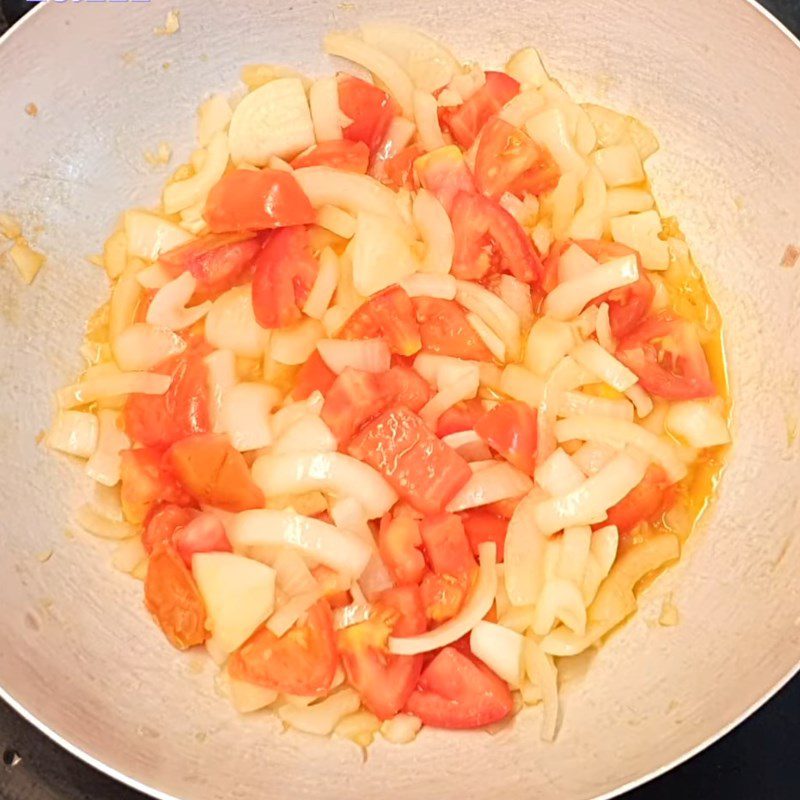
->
251 226 319 329
142 503 199 554
204 169 314 233
435 398 486 437
172 513 232 568
384 144 424 191
349 407 472 515
321 368 390 444
292 350 337 400
404 646 514 728
378 512 425 585
379 365 432 413
605 464 676 534
291 140 370 173
119 448 193 525
415 145 476 215
461 509 508 562
166 433 265 512
412 296 493 361
420 571 469 623
474 401 538 474
338 75 399 155
340 286 422 356
228 601 339 696
419 513 476 577
145 542 208 650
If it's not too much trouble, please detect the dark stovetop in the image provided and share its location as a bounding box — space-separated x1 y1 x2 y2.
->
1 1 799 798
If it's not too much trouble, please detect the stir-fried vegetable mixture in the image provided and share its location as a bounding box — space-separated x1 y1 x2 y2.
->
48 23 730 744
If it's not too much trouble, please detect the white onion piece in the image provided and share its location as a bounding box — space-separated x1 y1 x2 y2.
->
544 254 638 321
498 365 543 408
572 339 638 392
557 526 592 584
555 415 687 483
399 272 456 299
112 323 187 371
419 361 480 429
76 504 136 540
219 383 279 451
506 47 548 87
624 384 654 418
124 210 194 261
228 673 279 714
557 390 634 421
333 602 373 631
595 302 615 352
441 431 493 462
112 537 147 575
231 509 372 577
504 489 549 605
413 89 446 151
593 143 644 188
271 548 319 595
389 542 497 655
146 272 212 332
352 212 418 296
610 210 669 271
534 450 648 535
371 117 417 180
57 372 171 410
466 312 506 362
197 93 232 146
267 589 323 637
535 447 585 496
300 247 339 321
496 275 534 332
455 280 522 361
270 392 325 436
524 637 559 741
524 317 577 376
47 411 99 459
163 131 229 214
412 353 478 386
316 205 356 239
204 349 237 432
499 89 546 126
591 524 619 576
206 285 268 359
571 441 617 476
605 187 655 222
666 400 731 448
533 578 586 636
558 244 599 283
309 76 343 142
573 304 599 339
85 409 130 486
316 338 391 375
251 451 397 519
470 621 525 687
108 263 144 343
136 262 174 290
524 108 585 175
273 414 337 455
380 714 423 744
445 462 533 513
271 318 325 366
279 688 361 736
569 165 606 240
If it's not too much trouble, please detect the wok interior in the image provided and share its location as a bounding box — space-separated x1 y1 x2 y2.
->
1 1 799 798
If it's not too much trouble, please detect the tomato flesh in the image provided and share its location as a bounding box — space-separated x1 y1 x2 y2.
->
384 144 424 191
120 448 193 525
605 464 676 534
378 512 426 585
292 350 337 400
142 503 199 554
321 368 390 444
460 509 508 562
379 365 432 413
412 296 493 361
435 398 486 437
291 140 370 173
415 145 477 215
474 400 538 474
338 75 399 155
340 286 422 356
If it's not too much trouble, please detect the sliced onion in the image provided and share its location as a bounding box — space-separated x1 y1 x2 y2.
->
146 271 212 331
544 254 638 321
108 263 144 343
447 65 485 102
136 261 174 290
47 410 99 459
76 504 136 540
380 713 423 744
466 312 506 362
595 302 615 352
102 228 128 280
499 364 544 407
272 548 319 594
523 637 559 741
400 272 456 300
270 392 325 437
497 604 537 633
333 602 373 631
413 89 446 151
317 338 391 375
624 384 654 418
316 205 356 239
525 108 585 175
558 243 598 283
666 399 730 448
389 542 497 655
419 361 480 428
204 349 237 432
591 524 619 576
499 88 546 126
251 451 397 519
524 317 577 376
228 674 279 714
470 621 525 687
610 209 669 271
571 441 617 476
534 447 585 496
496 275 534 332
557 390 634 421
112 323 187 372
456 280 522 361
413 353 478 386
371 117 417 180
309 76 343 142
163 130 229 214
441 430 493 461
557 525 592 584
532 578 586 636
267 589 323 637
506 47 548 87
571 339 638 392
124 210 194 261
270 318 325 366
568 165 606 241
503 489 548 605
86 409 130 486
112 537 147 575
352 211 418 296
573 304 599 338
273 414 337 455
278 688 361 736
445 462 533 513
593 143 644 188
206 285 268 359
57 371 171 410
220 383 279 451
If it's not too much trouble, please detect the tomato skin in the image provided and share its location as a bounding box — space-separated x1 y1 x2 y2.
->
435 398 486 437
251 226 319 329
616 312 716 400
415 145 476 215
340 286 422 356
124 352 211 450
228 601 339 696
145 542 208 650
349 406 472 515
292 350 337 400
173 513 232 568
378 513 426 585
166 433 265 512
451 191 544 284
474 401 538 475
412 296 493 361
439 72 520 148
384 144 424 191
338 76 399 155
291 140 370 173
460 509 508 562
321 368 390 444
204 169 314 233
404 646 514 729
419 513 476 577
419 571 469 622
474 118 560 199
337 586 426 719
120 448 193 525
142 503 199 554
605 464 676 534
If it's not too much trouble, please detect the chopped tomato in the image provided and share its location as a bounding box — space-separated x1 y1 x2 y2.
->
384 144 424 191
616 312 715 400
251 226 319 329
474 401 538 474
172 513 232 569
321 368 389 443
378 513 425 585
338 586 426 719
540 239 569 294
166 434 265 512
349 406 472 515
204 169 314 233
228 600 339 696
412 296 493 361
292 350 336 400
338 75 399 155
340 286 422 356
119 448 192 525
420 571 469 623
419 513 476 577
124 352 211 450
404 646 514 729
291 140 370 173
484 496 522 519
142 503 199 554
439 71 520 148
144 542 208 650
474 118 560 199
435 398 486 437
451 191 544 284
461 509 508 561
312 565 351 609
378 365 432 413
415 145 476 215
605 465 676 534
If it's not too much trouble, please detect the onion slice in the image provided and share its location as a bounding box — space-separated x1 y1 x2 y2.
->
146 272 212 331
412 189 455 274
445 462 533 513
503 489 549 606
524 636 560 741
470 621 525 687
317 338 391 375
57 371 171 410
455 280 522 361
571 339 638 392
112 323 187 371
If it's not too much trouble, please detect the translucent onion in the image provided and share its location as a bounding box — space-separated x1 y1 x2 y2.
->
206 285 268 359
413 89 446 151
610 209 669 271
380 713 423 744
470 621 525 687
665 399 731 448
270 318 325 366
124 210 194 261
278 688 361 736
441 430 493 462
497 365 542 408
102 228 127 280
228 674 279 714
163 130 229 214
534 447 586 496
625 384 654 418
47 411 99 459
591 524 619 575
445 462 533 513
569 166 606 241
412 353 478 386
272 414 337 455
571 441 617 476
558 243 599 283
146 271 212 331
267 589 323 637
455 280 522 361
57 371 171 410
557 390 634 421
399 272 456 299
524 108 586 175
309 76 343 142
204 349 237 432
592 143 645 188
557 525 592 584
108 261 144 343
316 338 391 375
270 391 325 437
524 637 559 741
220 382 280 451
595 302 615 352
496 275 534 332
503 489 549 605
112 323 187 371
532 578 586 636
419 361 480 429
389 542 497 655
466 312 506 362
86 409 131 486
506 47 549 88
524 317 577 376
136 261 174 290
352 211 418 296
499 89 546 127
76 504 136 540
112 537 147 575
316 205 357 239
197 93 232 147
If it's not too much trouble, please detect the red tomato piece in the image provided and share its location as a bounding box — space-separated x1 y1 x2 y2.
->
119 448 193 525
312 565 351 609
415 145 476 215
142 503 199 554
378 365 432 413
292 350 337 400
337 585 426 719
124 352 211 450
338 75 399 155
384 144 424 191
172 512 232 569
435 398 486 437
291 140 370 173
616 312 716 400
404 646 514 729
439 71 520 148
340 286 422 356
166 433 265 512
251 226 319 329
419 513 476 577
145 542 208 650
460 509 508 562
451 191 544 284
378 513 426 585
204 169 314 233
349 407 472 515
228 601 339 696
419 571 469 623
474 401 538 474
321 368 390 444
605 465 676 534
484 496 522 519
474 118 560 199
412 296 493 361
